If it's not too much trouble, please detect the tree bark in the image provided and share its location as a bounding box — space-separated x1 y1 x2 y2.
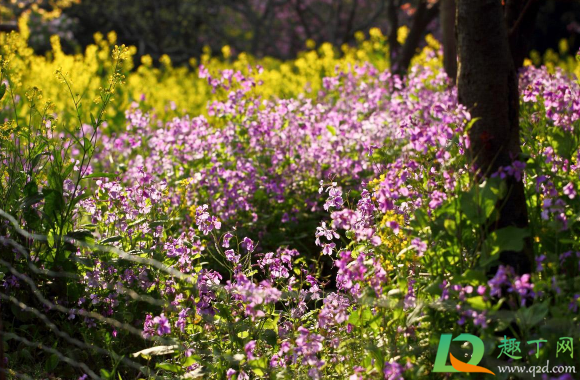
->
440 0 457 82
505 0 540 70
0 22 18 33
387 0 400 67
0 306 4 380
393 0 439 77
457 0 532 274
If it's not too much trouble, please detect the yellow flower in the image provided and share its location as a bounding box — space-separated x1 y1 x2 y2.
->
221 45 231 59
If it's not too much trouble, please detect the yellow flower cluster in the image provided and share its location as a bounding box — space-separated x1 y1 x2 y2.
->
0 120 15 141
528 38 579 76
0 24 447 130
379 211 409 255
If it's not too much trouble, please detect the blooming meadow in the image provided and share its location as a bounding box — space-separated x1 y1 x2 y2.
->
1 25 580 380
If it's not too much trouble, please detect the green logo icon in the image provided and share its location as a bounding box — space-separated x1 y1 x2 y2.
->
433 333 495 375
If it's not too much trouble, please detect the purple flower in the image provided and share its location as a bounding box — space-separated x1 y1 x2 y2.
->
225 273 281 320
410 238 427 256
176 308 190 332
257 247 298 278
563 182 577 199
536 255 546 272
153 314 171 336
568 294 580 313
315 222 339 246
470 310 488 328
295 326 325 367
318 292 350 328
386 221 400 235
508 274 535 306
225 249 240 263
241 237 255 253
142 314 155 338
323 184 344 211
226 369 236 379
308 368 321 380
197 269 222 316
321 243 335 255
428 190 447 209
245 340 256 360
560 251 572 265
488 265 514 297
222 232 234 248
195 204 221 235
383 361 410 380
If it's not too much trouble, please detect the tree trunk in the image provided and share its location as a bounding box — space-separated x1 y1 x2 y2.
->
505 0 540 70
387 0 400 66
0 306 4 380
0 22 18 33
393 0 438 76
440 0 457 83
457 0 531 274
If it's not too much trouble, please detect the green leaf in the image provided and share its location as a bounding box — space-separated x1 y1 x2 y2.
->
348 309 361 327
484 226 530 256
100 235 123 244
20 193 44 209
460 179 500 225
83 136 92 152
23 181 38 197
463 117 480 133
42 189 65 218
262 313 279 330
149 219 169 227
406 303 424 326
254 189 267 201
443 219 456 234
460 269 487 285
84 172 117 179
155 363 181 373
0 83 6 101
548 128 576 160
63 163 75 179
66 229 94 242
367 343 385 372
30 152 50 171
127 218 146 228
249 357 268 376
261 329 278 347
183 355 198 368
326 125 337 136
45 353 59 372
424 281 442 296
348 308 374 327
516 301 549 330
466 296 488 311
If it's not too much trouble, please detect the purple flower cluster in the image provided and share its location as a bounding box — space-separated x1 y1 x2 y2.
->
318 292 350 329
257 247 299 279
521 66 580 130
142 313 171 338
488 265 535 306
226 272 282 320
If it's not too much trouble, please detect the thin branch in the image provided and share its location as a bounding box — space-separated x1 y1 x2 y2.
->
508 0 535 37
0 22 18 33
